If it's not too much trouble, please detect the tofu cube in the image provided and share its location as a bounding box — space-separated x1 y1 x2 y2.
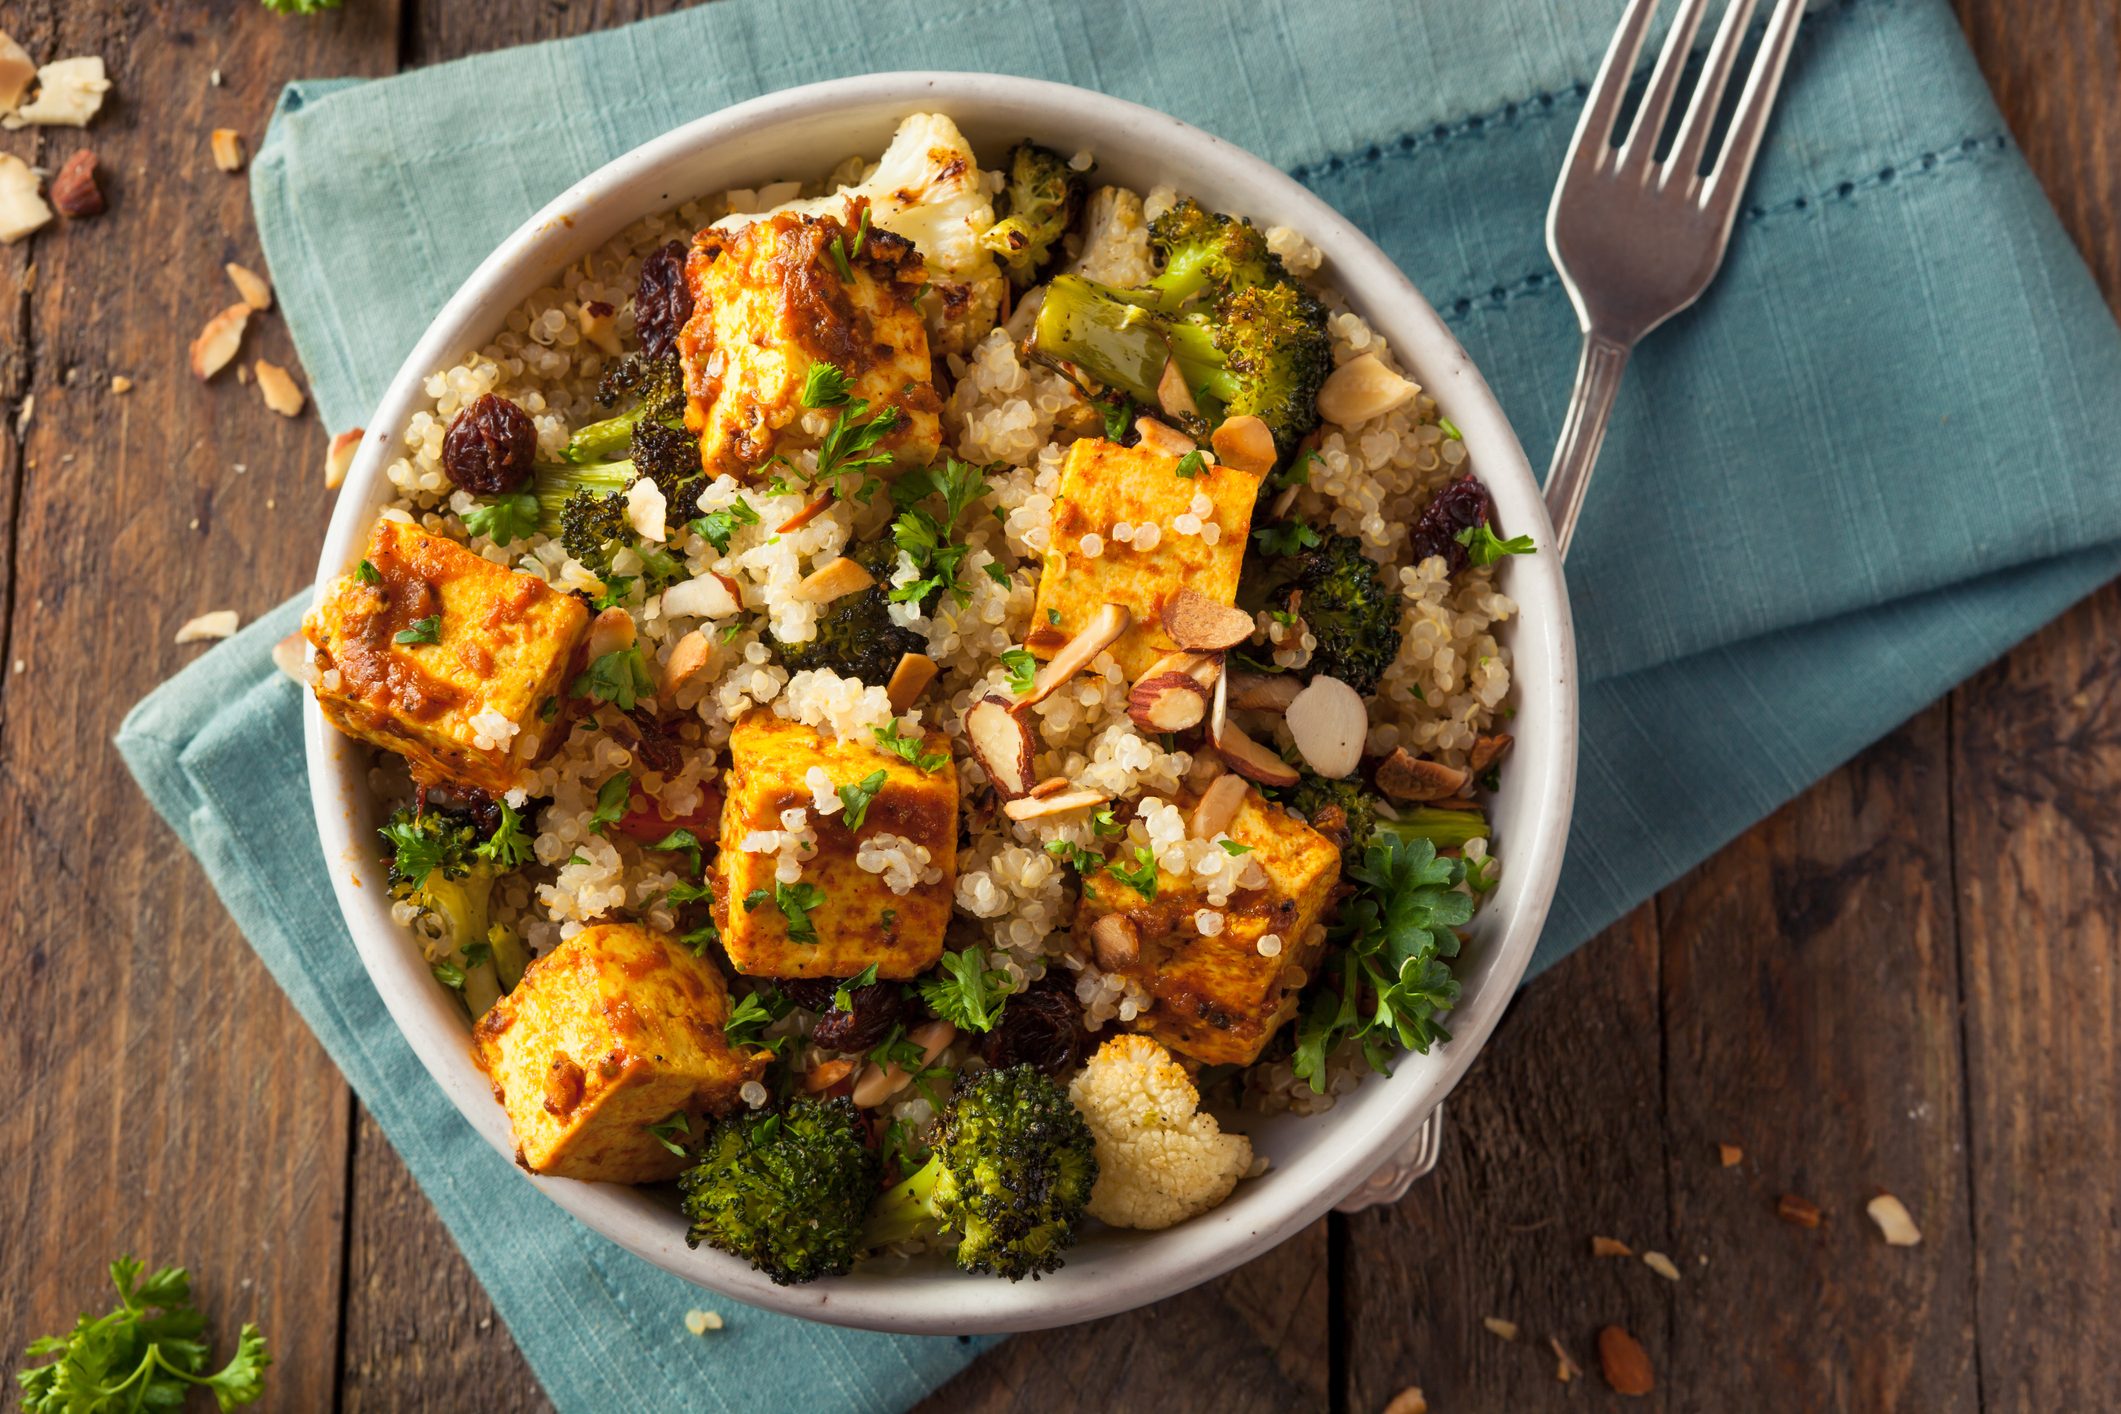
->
471 922 769 1183
1028 437 1264 679
680 205 942 481
713 709 958 979
304 517 588 794
1080 785 1341 1066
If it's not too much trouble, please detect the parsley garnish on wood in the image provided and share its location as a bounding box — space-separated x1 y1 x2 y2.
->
17 1256 272 1412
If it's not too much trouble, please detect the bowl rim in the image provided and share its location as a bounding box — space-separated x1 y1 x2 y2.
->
304 69 1577 1334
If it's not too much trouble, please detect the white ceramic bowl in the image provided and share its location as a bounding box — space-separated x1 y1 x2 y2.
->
306 71 1577 1334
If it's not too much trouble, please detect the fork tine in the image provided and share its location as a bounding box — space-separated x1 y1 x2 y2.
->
1566 0 1663 170
1665 0 1761 185
1616 0 1713 170
1702 0 1806 207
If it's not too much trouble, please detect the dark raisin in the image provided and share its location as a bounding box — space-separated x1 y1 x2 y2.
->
776 977 836 1012
812 979 907 1053
414 783 501 835
618 707 682 776
442 394 537 495
1407 474 1495 573
634 241 693 361
978 980 1085 1078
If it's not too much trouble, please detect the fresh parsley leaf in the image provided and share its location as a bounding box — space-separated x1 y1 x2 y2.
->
475 799 536 870
874 720 949 773
592 575 638 611
17 1256 272 1414
589 772 632 836
394 614 442 646
431 960 465 989
567 852 591 867
378 816 451 890
888 459 993 608
1090 806 1125 839
539 695 560 722
800 361 854 409
690 499 761 554
999 648 1038 696
650 827 702 876
749 880 825 944
1044 838 1105 875
356 559 381 585
462 489 540 544
645 1111 691 1157
834 962 881 1014
1046 608 1061 627
1099 394 1135 441
1106 845 1160 901
1218 839 1253 856
916 946 1014 1033
880 907 898 930
1272 450 1315 491
982 560 1012 587
460 939 493 972
827 234 856 283
570 645 654 712
723 989 788 1048
1253 520 1322 557
679 914 721 957
1467 852 1500 895
836 769 889 832
1173 450 1204 479
1454 522 1536 567
812 388 902 501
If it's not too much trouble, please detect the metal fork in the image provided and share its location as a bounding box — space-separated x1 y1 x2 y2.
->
1543 0 1807 556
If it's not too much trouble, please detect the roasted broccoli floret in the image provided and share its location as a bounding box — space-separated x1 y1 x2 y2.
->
864 1064 1097 1280
979 142 1085 287
1138 196 1277 313
1280 773 1489 857
1033 272 1330 455
533 415 702 575
379 802 532 1016
1243 531 1402 695
564 350 687 464
551 484 631 567
766 536 935 686
678 1097 881 1285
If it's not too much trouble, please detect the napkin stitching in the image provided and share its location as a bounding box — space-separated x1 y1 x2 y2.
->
1435 127 2011 324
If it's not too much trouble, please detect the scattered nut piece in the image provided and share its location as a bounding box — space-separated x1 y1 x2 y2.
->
852 1019 956 1106
1090 913 1140 970
1128 653 1217 732
1598 1325 1654 1397
254 360 304 417
964 695 1035 798
1381 1388 1428 1414
1375 747 1469 802
324 427 362 489
1316 351 1419 427
1156 357 1198 421
682 1308 723 1336
1160 588 1254 651
226 262 273 310
1776 1193 1823 1228
1718 1143 1743 1167
1285 674 1368 779
577 299 621 356
802 1057 857 1093
1189 771 1250 840
0 153 52 244
775 489 836 534
0 32 35 110
1002 787 1109 822
1226 671 1301 712
1211 717 1300 787
210 127 245 172
6 57 111 129
1027 777 1072 799
1550 1336 1582 1384
49 150 104 218
110 375 133 394
885 652 939 713
662 630 712 691
584 605 636 662
174 609 240 644
1642 1250 1681 1281
660 573 741 620
269 632 313 685
188 303 251 380
1134 415 1195 458
1590 1235 1633 1258
1865 1192 1922 1246
796 554 875 605
1209 414 1276 476
1023 603 1131 706
1469 732 1513 775
1482 1316 1519 1342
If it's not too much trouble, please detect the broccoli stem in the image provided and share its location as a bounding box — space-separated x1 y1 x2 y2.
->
1034 275 1225 415
1378 807 1490 851
563 405 683 465
423 872 503 1015
862 1153 944 1249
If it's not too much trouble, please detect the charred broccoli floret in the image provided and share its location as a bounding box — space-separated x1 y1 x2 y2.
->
1280 773 1490 857
979 142 1085 287
863 1064 1097 1280
1033 272 1330 455
1244 531 1402 695
553 485 631 568
532 416 701 580
379 801 533 1016
767 536 936 686
1137 195 1278 313
565 350 687 463
678 1097 880 1285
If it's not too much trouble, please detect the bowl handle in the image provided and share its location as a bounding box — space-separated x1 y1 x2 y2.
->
1333 1104 1444 1211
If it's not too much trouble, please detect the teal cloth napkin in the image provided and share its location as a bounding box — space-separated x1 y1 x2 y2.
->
117 0 2121 1409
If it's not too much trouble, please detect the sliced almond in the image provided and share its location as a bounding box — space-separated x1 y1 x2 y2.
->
1027 777 1072 799
1641 1250 1681 1281
964 695 1035 798
797 554 875 605
1285 674 1367 779
661 573 742 620
1865 1192 1922 1246
110 376 133 394
1483 1317 1519 1342
854 1020 959 1104
1128 655 1215 733
210 128 246 173
662 629 712 690
1382 1391 1429 1414
1776 1193 1823 1228
226 262 273 311
1209 414 1276 476
1134 415 1195 459
1189 771 1250 840
1212 718 1300 788
1160 588 1253 652
803 1056 857 1093
188 303 250 381
1597 1326 1654 1397
576 300 621 356
174 609 239 644
1374 747 1469 802
776 489 836 534
1156 357 1199 421
1227 671 1302 712
0 153 51 244
1550 1337 1582 1385
885 652 938 713
325 427 362 489
1183 749 1227 793
0 33 36 110
1315 351 1418 427
584 605 636 661
1591 1235 1634 1258
1002 787 1109 822
270 631 313 684
1469 732 1514 774
1091 912 1140 970
254 360 305 418
1023 602 1130 706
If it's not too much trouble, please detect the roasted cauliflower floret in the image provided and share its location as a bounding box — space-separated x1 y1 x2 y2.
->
1069 1035 1251 1230
714 112 1003 355
680 204 941 482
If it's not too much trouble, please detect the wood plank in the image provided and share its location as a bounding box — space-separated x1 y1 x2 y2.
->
1340 906 1671 1410
1657 708 1977 1410
0 1 398 1404
1951 586 2121 1409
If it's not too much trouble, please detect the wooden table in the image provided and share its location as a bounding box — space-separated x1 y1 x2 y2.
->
4 1 2114 1407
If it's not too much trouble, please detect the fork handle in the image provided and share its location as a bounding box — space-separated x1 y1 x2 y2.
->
1543 331 1631 560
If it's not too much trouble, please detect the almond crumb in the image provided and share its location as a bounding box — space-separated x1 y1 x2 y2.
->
1598 1326 1654 1397
682 1308 723 1336
1481 1316 1519 1342
1591 1235 1633 1258
210 127 245 172
1718 1143 1743 1167
1549 1335 1582 1384
110 375 132 394
226 262 273 310
254 360 304 417
1865 1192 1922 1246
1380 1389 1428 1414
1776 1193 1824 1228
189 304 250 380
174 609 239 644
1641 1250 1681 1281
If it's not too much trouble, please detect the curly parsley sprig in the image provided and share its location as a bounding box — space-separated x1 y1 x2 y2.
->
17 1256 271 1412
